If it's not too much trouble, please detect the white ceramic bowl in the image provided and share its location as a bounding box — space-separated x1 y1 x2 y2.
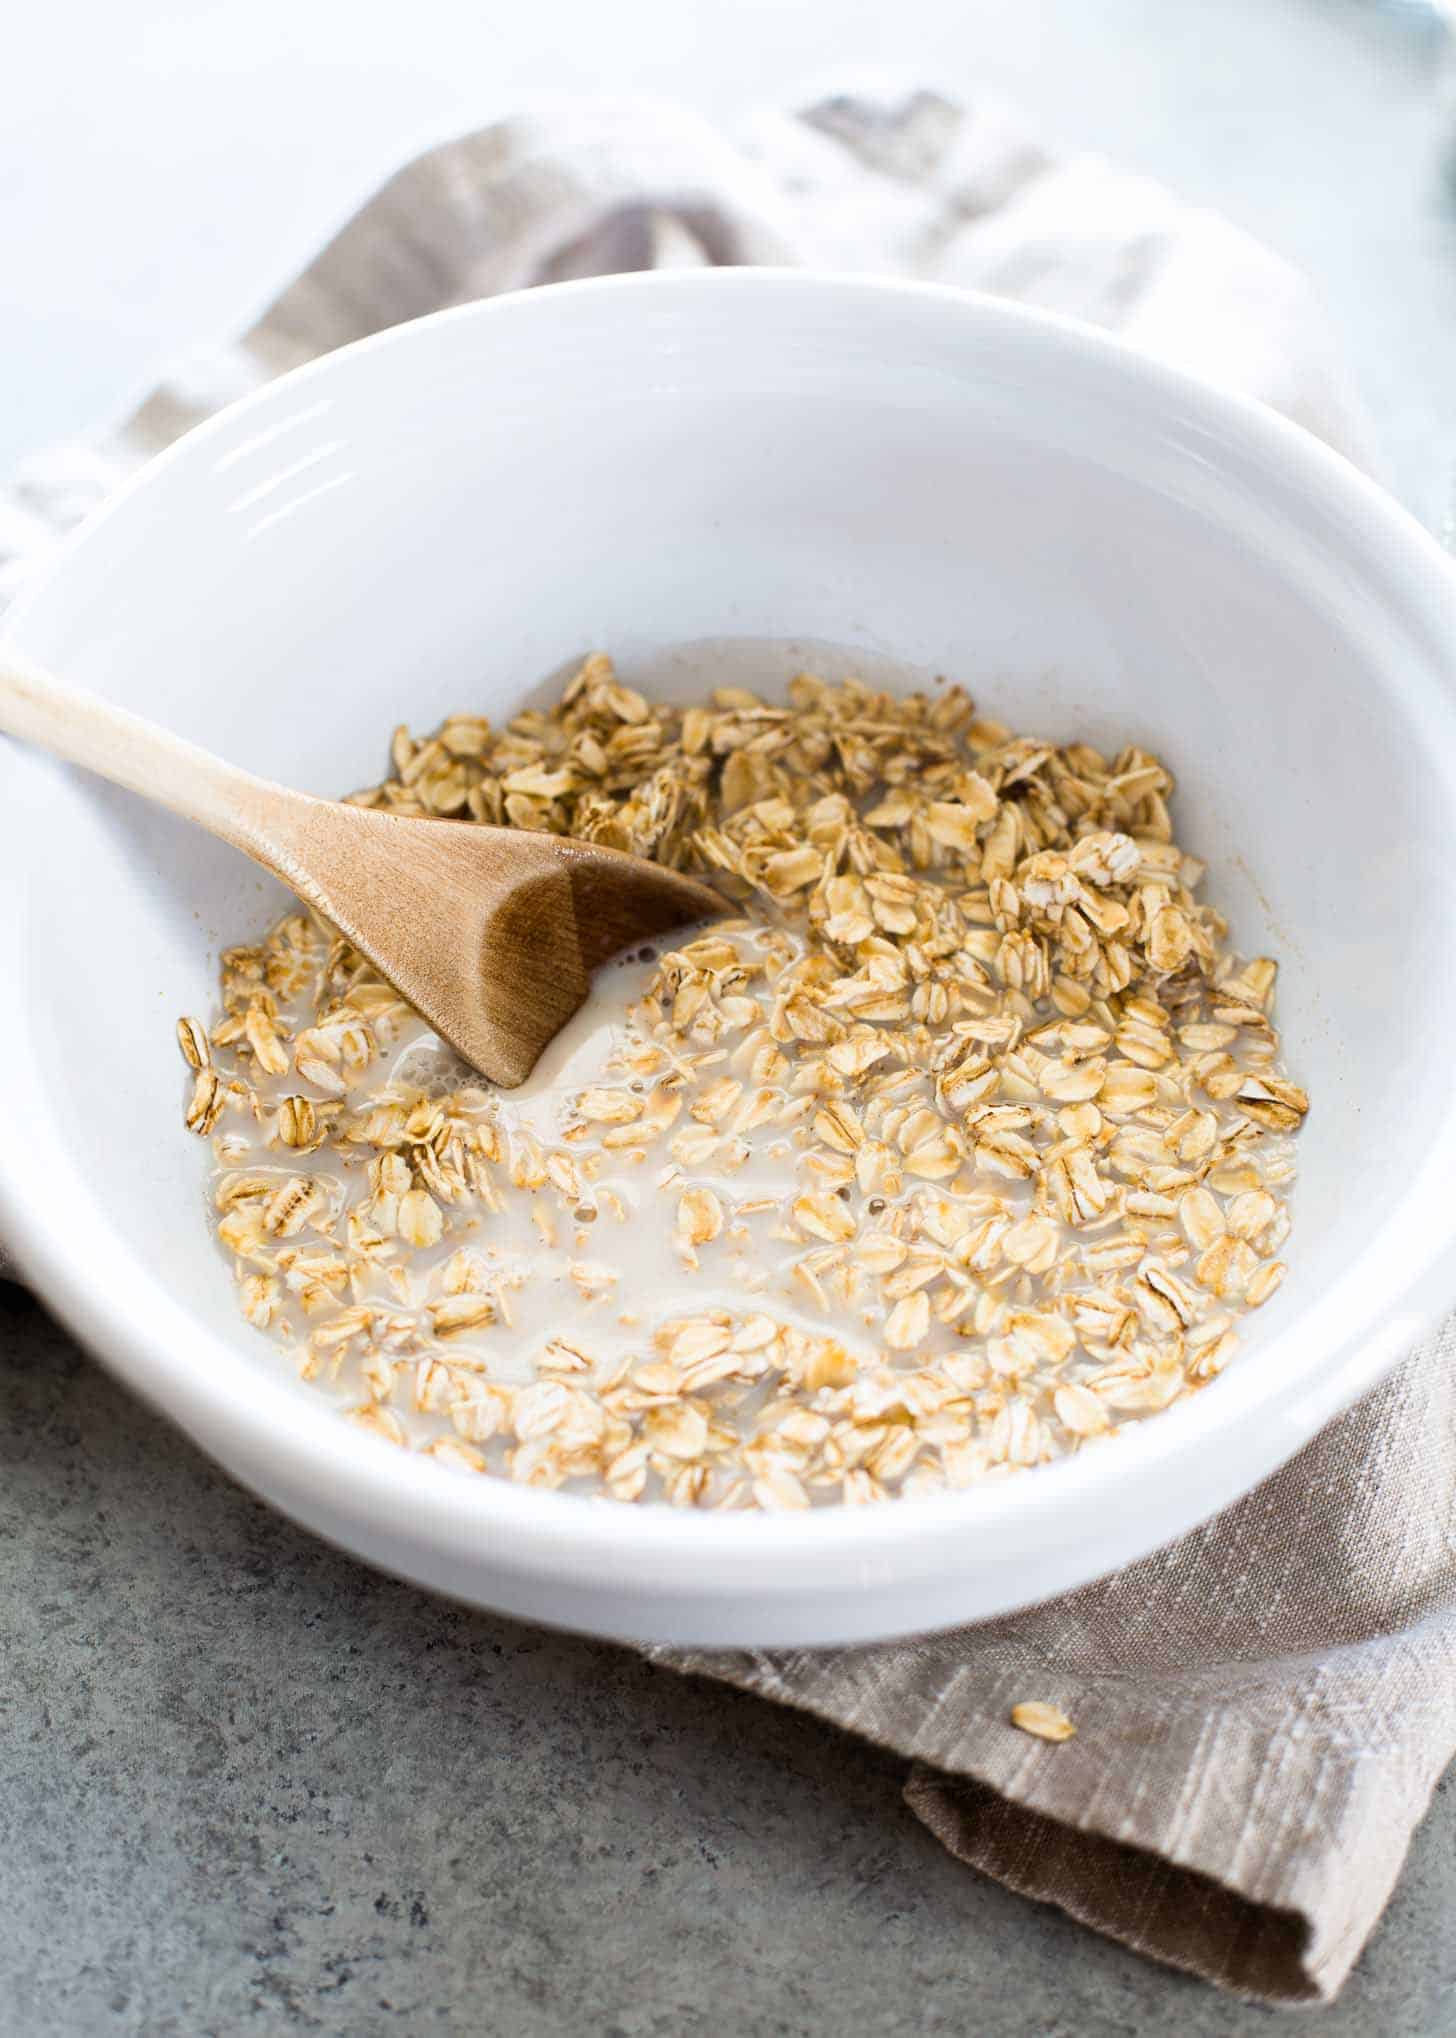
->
4 272 1456 1648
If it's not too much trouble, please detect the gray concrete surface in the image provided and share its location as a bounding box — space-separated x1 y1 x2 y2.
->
8 1 1456 2032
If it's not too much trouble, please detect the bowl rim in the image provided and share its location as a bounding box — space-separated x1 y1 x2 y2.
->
4 265 1456 1588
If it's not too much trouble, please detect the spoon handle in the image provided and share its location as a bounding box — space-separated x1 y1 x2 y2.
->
0 648 283 856
0 645 726 1085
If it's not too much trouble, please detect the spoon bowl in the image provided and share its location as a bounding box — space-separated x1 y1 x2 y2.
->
0 650 725 1084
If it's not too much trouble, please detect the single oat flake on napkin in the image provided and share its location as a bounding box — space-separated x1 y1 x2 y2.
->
1 88 1445 2007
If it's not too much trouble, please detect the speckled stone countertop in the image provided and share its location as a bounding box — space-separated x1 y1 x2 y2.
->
6 2 1456 2030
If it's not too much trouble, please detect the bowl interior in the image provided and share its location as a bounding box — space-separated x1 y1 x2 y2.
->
4 274 1456 1518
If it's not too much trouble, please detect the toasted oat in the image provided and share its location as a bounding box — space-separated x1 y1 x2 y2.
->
177 1015 212 1070
676 1186 725 1248
185 1067 227 1135
1011 1701 1077 1743
181 655 1304 1509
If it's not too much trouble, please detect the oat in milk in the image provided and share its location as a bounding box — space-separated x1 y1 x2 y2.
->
179 656 1306 1509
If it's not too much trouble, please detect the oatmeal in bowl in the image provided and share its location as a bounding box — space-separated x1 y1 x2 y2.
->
6 271 1448 1644
182 655 1307 1511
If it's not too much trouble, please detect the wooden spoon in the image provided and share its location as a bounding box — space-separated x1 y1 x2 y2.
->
0 652 726 1085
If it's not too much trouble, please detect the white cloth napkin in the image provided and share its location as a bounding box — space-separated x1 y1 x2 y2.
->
5 91 1425 2008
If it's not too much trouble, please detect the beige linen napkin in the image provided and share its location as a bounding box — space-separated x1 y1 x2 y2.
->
0 88 1437 2006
